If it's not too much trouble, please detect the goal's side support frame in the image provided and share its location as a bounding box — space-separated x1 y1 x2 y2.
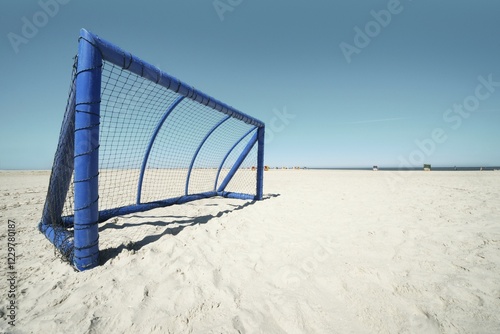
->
39 29 265 271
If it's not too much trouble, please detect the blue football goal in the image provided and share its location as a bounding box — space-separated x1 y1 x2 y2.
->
39 29 265 271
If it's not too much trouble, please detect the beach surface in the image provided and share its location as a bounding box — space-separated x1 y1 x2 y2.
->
1 169 499 333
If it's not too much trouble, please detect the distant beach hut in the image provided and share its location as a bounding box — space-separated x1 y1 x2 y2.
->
423 164 431 171
372 165 378 171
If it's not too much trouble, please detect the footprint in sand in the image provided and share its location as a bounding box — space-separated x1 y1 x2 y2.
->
410 312 440 333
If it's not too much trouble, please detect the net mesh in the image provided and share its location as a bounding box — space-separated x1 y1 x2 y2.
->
39 57 78 262
58 60 259 220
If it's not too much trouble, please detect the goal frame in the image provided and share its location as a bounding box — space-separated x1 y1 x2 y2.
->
39 29 265 271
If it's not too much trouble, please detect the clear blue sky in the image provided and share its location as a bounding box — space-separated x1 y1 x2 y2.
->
1 0 499 169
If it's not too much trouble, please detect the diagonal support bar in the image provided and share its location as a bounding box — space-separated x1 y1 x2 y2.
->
217 131 258 193
214 127 256 191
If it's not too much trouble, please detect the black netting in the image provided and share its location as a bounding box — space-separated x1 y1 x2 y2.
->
41 57 262 267
39 57 78 262
64 60 258 216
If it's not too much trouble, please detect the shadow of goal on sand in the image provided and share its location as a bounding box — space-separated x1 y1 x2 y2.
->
98 194 279 265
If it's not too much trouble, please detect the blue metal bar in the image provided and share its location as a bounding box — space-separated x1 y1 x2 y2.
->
99 191 219 222
217 132 258 193
40 29 267 273
79 29 264 129
72 32 102 271
136 96 185 204
62 190 256 227
214 127 256 191
185 115 231 195
220 192 257 200
38 222 74 259
256 126 265 200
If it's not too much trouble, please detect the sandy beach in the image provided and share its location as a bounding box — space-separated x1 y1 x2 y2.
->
1 169 499 333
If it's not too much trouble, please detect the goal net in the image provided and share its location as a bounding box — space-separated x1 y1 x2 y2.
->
39 29 265 271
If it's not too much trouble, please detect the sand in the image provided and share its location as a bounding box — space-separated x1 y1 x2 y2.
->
1 169 499 333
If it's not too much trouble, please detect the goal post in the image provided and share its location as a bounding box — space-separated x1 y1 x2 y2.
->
39 29 265 271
